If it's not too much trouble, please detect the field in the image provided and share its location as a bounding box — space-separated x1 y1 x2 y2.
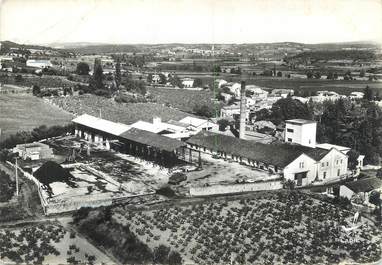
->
0 222 113 265
148 87 218 113
170 71 382 96
0 93 73 140
248 78 382 96
49 94 197 124
92 191 382 265
0 74 83 88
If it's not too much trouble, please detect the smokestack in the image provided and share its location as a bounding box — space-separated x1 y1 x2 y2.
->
239 81 246 139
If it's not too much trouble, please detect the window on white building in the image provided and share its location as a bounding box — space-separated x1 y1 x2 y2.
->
287 138 292 142
287 128 294 133
323 172 327 179
321 162 325 167
299 162 304 168
326 162 329 166
337 169 340 176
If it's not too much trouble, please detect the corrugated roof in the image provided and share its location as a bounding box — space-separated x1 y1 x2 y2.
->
179 116 209 128
186 131 329 168
119 128 186 152
72 114 130 136
286 119 317 125
344 177 382 193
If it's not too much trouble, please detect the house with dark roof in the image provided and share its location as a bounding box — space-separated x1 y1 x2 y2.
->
339 177 382 202
186 131 348 187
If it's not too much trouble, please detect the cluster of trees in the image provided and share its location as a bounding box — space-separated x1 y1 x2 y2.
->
229 67 242 75
255 97 311 125
314 98 382 164
193 103 217 118
76 62 90 75
0 124 74 149
306 71 322 79
254 89 382 164
285 50 376 64
123 79 147 95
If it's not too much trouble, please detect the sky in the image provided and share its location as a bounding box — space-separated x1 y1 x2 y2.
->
0 0 382 45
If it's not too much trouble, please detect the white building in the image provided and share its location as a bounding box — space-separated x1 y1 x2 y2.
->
181 78 194 88
349 91 364 99
26 59 53 68
246 85 269 99
220 104 250 120
13 142 53 160
271 89 294 98
285 119 317 148
214 79 228 89
223 82 241 98
178 116 218 133
187 130 348 187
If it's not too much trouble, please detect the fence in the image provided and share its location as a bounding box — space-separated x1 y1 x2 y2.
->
189 180 283 196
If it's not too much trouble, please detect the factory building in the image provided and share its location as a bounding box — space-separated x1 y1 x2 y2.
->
72 114 187 167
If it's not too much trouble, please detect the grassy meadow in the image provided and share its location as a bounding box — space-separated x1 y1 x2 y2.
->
0 93 73 140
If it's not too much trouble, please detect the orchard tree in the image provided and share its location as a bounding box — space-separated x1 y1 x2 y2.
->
32 85 41 96
306 71 313 79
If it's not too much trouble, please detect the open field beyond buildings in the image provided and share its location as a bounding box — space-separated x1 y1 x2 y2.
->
0 93 73 140
0 222 113 265
0 74 84 88
148 87 218 113
49 94 197 124
76 191 382 265
170 72 382 96
248 78 382 96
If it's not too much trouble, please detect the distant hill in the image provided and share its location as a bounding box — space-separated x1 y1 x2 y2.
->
284 50 376 63
0 40 73 56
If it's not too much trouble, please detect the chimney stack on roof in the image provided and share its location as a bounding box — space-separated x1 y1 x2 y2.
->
239 81 246 139
153 116 162 126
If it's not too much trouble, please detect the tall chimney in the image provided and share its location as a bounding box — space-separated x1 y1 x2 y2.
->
239 81 246 139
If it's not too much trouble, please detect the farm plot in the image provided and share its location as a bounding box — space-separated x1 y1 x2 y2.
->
148 87 220 113
0 222 113 265
246 78 382 96
0 93 73 140
112 191 381 265
0 74 82 88
49 94 196 124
